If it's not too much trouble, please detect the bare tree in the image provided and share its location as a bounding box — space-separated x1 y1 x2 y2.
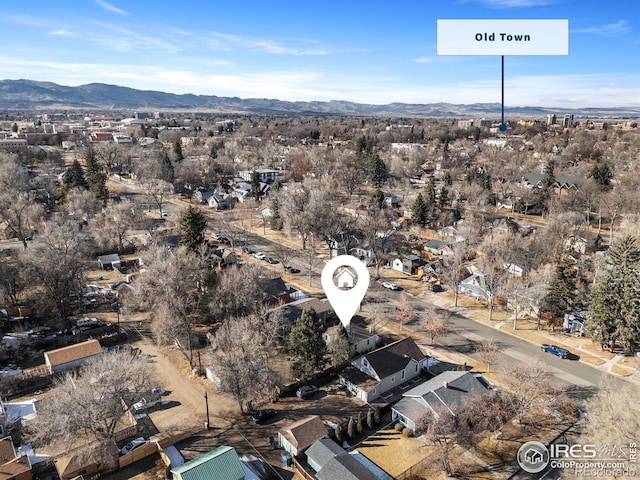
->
418 406 458 476
441 243 469 307
206 264 266 322
395 292 415 331
579 379 640 453
141 178 173 216
90 200 139 254
25 350 156 467
500 360 560 427
476 339 501 373
422 307 448 345
24 218 89 323
208 314 282 413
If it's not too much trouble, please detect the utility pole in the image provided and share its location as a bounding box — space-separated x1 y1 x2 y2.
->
204 391 211 430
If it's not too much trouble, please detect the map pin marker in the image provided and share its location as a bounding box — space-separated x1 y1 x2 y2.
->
321 255 370 329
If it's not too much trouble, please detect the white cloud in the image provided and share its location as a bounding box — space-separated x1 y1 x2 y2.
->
413 57 434 63
205 32 333 56
0 54 638 107
94 0 129 16
572 20 630 36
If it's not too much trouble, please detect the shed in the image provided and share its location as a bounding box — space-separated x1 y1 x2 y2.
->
171 446 244 480
97 253 121 270
44 339 103 374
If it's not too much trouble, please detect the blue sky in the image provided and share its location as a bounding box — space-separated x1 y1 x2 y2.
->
0 0 638 107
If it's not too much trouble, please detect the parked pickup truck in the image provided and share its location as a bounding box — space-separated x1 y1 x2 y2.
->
132 396 161 411
541 344 569 359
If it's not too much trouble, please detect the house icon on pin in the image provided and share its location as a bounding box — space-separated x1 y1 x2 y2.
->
335 267 357 289
524 448 544 465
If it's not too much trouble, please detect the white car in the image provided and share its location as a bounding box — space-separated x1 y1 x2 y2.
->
381 281 401 291
253 252 266 260
132 396 160 411
120 437 147 455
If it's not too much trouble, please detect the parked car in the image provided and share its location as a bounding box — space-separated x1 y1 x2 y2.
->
296 385 319 399
253 252 266 260
429 284 444 292
242 246 256 255
120 437 148 455
381 282 401 291
541 344 569 359
263 256 279 264
132 396 161 411
284 265 300 274
250 409 278 424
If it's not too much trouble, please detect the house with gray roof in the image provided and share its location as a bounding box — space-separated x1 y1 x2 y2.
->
306 439 393 480
391 370 490 433
171 446 244 480
339 337 427 403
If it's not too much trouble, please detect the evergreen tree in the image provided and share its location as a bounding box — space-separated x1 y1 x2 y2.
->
540 257 577 322
425 180 437 206
347 416 355 438
372 187 385 210
250 170 262 200
373 407 381 424
589 236 640 352
589 163 613 190
62 159 89 190
438 186 450 208
411 193 428 226
160 153 175 184
288 308 327 379
173 140 184 162
180 206 207 253
366 409 374 429
269 196 283 230
367 154 388 188
356 411 363 434
84 147 109 206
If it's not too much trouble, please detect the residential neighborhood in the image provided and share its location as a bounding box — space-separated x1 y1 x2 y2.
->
0 105 639 480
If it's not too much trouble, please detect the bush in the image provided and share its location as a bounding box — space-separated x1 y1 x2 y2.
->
394 422 404 431
402 427 413 437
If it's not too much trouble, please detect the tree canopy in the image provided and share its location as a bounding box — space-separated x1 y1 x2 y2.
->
288 308 327 379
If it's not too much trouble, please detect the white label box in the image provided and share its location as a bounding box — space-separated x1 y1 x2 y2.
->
437 19 568 56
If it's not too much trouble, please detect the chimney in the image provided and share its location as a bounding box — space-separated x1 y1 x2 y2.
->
443 382 449 388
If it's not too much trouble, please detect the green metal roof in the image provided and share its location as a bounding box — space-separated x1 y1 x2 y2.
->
171 446 245 480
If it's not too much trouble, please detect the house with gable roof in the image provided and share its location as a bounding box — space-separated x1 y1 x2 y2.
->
391 370 490 433
0 436 31 480
44 339 103 374
171 446 244 480
278 415 328 457
339 337 428 403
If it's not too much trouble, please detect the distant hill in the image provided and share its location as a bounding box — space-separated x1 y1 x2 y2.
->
1 79 639 118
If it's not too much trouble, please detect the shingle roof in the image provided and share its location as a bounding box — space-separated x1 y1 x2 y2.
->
44 339 103 368
0 437 15 463
364 338 425 379
171 446 244 480
306 438 344 471
399 371 489 416
279 415 327 450
317 453 379 480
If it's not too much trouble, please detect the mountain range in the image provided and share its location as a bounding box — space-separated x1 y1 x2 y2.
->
1 79 639 118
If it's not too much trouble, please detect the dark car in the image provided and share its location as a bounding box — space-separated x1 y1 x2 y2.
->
263 256 279 264
284 265 300 274
541 344 569 359
250 409 278 424
296 385 319 399
242 246 256 255
429 284 444 292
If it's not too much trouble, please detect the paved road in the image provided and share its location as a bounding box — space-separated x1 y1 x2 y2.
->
236 231 630 400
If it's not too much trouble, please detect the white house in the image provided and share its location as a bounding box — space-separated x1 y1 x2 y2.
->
278 415 328 457
339 337 427 403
